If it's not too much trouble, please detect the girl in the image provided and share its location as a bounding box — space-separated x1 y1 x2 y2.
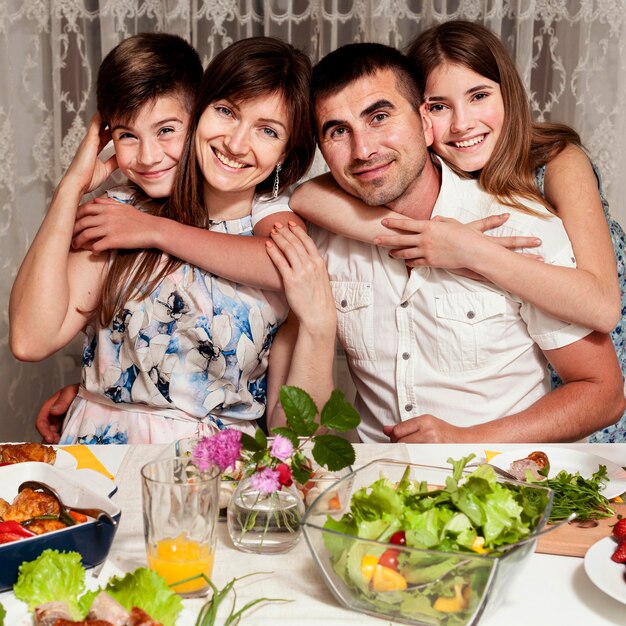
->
291 20 625 442
11 37 335 443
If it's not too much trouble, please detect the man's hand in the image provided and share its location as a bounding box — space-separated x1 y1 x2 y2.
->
72 198 157 253
383 414 469 443
35 384 79 443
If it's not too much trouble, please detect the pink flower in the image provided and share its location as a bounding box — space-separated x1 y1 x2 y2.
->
275 463 293 487
192 429 242 472
251 467 280 494
270 435 294 462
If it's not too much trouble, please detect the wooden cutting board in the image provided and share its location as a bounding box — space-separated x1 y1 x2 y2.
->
536 502 625 557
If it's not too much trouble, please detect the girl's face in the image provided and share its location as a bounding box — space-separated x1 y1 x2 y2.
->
195 91 289 207
111 95 189 199
423 62 505 174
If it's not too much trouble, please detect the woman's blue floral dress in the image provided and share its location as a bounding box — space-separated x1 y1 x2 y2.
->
60 188 289 445
536 163 626 442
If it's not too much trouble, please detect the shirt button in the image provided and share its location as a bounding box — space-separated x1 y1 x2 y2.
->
466 310 475 319
405 404 413 412
400 301 408 308
340 299 348 308
402 352 410 360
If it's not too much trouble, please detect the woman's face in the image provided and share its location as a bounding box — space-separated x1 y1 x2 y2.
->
195 91 289 204
423 62 505 173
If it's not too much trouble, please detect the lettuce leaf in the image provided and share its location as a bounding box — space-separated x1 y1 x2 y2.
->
12 550 182 626
0 600 6 626
13 549 86 619
103 568 183 626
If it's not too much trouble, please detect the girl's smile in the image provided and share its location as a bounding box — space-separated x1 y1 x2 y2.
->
424 62 505 173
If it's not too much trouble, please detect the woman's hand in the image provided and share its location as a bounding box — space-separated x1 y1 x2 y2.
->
63 113 118 195
72 197 158 253
376 214 542 271
266 221 336 335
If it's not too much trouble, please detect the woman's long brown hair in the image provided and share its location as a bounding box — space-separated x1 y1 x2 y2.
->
406 21 581 216
98 37 315 326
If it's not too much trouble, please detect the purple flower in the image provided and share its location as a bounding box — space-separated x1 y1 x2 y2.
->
250 467 280 494
192 429 242 472
270 435 294 462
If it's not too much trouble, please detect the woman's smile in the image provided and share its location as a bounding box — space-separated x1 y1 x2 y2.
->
195 92 289 211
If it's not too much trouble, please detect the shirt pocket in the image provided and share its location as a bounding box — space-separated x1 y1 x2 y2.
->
330 281 375 362
435 292 506 373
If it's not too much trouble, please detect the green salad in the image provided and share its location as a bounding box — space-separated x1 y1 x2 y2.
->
322 456 550 626
13 549 182 626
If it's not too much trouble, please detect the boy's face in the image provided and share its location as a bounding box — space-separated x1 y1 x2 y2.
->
110 95 190 198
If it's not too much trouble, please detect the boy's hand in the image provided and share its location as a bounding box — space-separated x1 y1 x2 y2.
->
64 113 118 195
36 384 79 443
72 197 157 253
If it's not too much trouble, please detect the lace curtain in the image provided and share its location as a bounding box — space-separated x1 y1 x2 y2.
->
2 0 625 441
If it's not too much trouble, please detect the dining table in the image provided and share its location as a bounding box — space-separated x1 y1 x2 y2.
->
4 442 626 625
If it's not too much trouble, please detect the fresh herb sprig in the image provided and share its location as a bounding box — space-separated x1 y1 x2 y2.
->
194 572 290 626
538 465 614 522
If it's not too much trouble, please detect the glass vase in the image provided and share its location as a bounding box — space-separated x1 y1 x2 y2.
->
226 475 305 554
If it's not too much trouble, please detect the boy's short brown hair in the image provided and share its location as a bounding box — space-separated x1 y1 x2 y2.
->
97 33 203 126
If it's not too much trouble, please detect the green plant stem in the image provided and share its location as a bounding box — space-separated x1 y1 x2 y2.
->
193 572 291 626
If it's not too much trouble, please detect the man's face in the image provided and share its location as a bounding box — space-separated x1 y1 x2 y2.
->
315 69 434 207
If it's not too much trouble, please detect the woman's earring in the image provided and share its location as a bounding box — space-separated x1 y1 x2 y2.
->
272 162 282 199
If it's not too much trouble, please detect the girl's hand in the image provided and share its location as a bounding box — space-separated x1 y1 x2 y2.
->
64 113 118 195
72 197 157 253
376 214 542 270
266 222 336 334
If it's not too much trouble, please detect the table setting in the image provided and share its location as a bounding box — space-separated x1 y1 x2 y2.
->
0 437 625 625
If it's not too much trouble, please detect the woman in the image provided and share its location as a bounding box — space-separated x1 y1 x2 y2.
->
291 21 625 442
10 37 335 443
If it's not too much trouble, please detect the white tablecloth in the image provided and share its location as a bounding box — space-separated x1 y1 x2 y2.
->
91 442 626 626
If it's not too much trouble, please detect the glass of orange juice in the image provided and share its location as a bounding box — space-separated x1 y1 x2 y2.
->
141 457 220 597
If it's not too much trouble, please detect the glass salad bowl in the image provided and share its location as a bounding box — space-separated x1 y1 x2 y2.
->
301 458 553 626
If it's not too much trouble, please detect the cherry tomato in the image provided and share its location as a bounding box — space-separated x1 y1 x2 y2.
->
378 548 401 571
389 530 406 546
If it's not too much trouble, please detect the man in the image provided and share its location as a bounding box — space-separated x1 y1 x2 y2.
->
299 43 625 443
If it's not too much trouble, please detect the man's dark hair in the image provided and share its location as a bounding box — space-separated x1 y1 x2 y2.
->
311 43 423 115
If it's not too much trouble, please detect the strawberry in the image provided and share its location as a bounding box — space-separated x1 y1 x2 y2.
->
612 517 626 540
610 539 626 564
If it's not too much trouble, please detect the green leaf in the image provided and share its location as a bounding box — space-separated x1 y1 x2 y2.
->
254 428 268 450
240 432 263 452
270 427 299 448
291 455 313 486
14 549 87 619
103 568 183 626
320 389 361 432
0 600 6 626
280 386 318 437
311 435 355 471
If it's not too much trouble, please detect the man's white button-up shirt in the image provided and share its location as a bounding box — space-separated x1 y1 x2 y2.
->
311 158 591 443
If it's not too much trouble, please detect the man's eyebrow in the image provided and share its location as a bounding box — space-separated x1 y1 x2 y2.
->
426 84 494 102
320 99 396 137
321 118 346 137
361 99 395 117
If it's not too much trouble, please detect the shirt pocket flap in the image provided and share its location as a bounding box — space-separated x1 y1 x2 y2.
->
435 292 505 325
330 281 373 313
